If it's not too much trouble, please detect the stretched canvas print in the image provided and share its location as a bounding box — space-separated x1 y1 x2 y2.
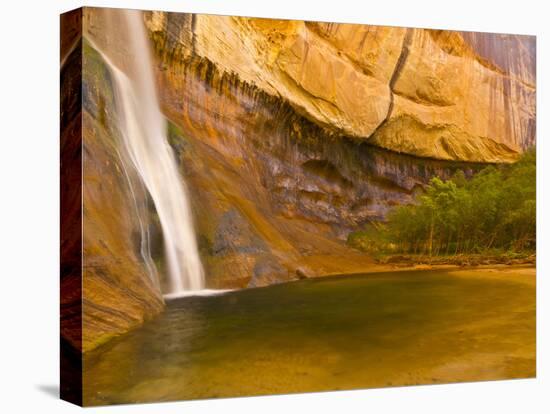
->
60 6 536 406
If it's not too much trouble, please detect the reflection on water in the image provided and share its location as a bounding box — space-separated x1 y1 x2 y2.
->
83 267 535 406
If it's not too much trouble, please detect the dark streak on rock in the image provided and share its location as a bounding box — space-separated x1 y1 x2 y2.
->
368 28 414 140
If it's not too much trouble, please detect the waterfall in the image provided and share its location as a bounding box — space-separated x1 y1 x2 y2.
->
91 10 205 294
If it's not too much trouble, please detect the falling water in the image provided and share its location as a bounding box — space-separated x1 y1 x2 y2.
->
92 10 205 293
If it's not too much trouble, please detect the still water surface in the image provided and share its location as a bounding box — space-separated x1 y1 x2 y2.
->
83 267 535 405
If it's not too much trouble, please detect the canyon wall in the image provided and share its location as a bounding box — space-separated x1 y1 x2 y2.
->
65 8 536 352
135 10 535 287
62 10 165 354
80 39 165 352
144 13 535 162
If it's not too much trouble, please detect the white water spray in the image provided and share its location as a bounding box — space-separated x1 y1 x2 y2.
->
93 10 205 293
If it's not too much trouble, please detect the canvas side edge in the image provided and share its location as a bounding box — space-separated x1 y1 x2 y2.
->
60 7 83 407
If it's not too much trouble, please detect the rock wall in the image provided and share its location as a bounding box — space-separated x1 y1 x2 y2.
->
80 41 165 352
135 10 491 289
61 11 165 353
67 8 536 352
144 12 535 162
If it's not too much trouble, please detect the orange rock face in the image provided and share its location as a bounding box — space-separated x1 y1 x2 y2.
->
63 8 536 355
61 17 165 353
376 29 536 161
145 13 535 162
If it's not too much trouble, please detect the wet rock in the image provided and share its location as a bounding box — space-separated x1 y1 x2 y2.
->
64 38 165 353
296 267 313 279
249 257 289 288
213 209 267 256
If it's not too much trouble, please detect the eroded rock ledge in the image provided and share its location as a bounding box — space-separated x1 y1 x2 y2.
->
144 12 535 162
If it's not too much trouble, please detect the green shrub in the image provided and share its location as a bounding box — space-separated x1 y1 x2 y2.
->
348 149 536 256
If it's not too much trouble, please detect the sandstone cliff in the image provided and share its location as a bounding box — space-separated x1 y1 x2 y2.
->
65 8 536 353
81 41 166 352
144 13 535 162
61 16 165 353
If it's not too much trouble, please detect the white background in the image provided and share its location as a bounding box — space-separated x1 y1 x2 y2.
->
0 0 548 412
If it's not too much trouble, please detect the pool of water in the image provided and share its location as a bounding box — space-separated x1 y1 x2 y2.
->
83 267 535 405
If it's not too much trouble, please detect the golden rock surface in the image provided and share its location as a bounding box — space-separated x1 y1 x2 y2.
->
145 13 535 162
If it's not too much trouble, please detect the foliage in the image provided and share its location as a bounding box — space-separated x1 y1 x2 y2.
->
348 149 536 256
